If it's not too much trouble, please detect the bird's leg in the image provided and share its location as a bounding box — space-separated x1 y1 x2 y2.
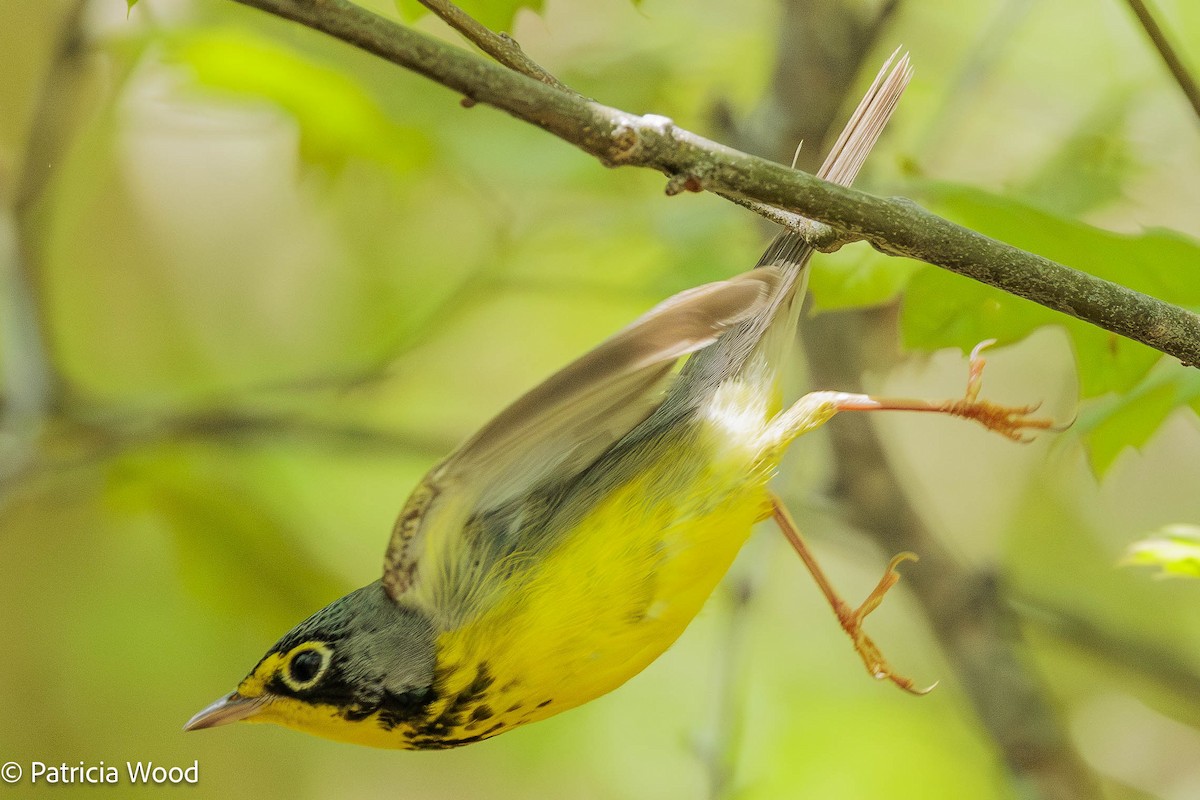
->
763 341 1050 693
770 495 933 695
771 340 1055 447
831 340 1055 441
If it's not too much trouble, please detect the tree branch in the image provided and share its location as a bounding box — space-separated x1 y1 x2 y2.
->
227 0 1200 368
415 0 573 93
1122 0 1200 123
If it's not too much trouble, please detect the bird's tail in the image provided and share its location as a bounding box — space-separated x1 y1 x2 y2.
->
749 51 912 368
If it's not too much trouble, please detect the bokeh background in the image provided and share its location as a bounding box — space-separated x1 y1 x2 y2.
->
4 0 1200 797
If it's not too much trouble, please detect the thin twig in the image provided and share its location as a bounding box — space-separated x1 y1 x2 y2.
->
226 0 1200 368
1122 0 1200 123
1013 593 1200 716
0 406 454 500
416 0 573 93
714 191 805 232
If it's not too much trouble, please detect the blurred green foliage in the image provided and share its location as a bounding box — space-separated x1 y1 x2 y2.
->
395 0 545 32
1125 524 1200 579
169 27 433 172
4 0 1200 798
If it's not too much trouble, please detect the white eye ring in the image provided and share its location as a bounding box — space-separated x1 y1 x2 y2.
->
281 643 333 692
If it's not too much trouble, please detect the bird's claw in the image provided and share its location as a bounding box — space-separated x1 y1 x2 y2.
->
946 340 1055 441
836 552 935 696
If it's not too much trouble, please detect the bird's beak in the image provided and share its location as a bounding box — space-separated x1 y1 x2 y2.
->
183 692 270 731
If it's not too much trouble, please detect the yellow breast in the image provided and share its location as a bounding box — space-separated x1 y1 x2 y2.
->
423 405 778 744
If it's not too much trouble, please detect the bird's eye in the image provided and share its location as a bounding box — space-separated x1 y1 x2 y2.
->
281 644 332 692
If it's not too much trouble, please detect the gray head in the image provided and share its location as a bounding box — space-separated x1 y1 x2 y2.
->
184 581 439 742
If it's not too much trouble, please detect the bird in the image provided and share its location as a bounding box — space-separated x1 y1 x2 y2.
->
184 53 1049 750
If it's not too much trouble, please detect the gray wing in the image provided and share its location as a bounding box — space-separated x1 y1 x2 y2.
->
381 267 783 609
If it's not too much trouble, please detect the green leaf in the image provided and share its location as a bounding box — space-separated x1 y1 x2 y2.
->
903 182 1200 398
898 183 1200 475
1124 525 1200 578
126 0 138 13
168 28 432 173
394 0 544 31
1075 365 1200 473
809 245 923 312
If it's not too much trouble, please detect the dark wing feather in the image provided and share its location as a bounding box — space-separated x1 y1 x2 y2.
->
381 268 782 607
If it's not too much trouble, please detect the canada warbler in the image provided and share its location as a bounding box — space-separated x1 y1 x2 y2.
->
185 54 1048 749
